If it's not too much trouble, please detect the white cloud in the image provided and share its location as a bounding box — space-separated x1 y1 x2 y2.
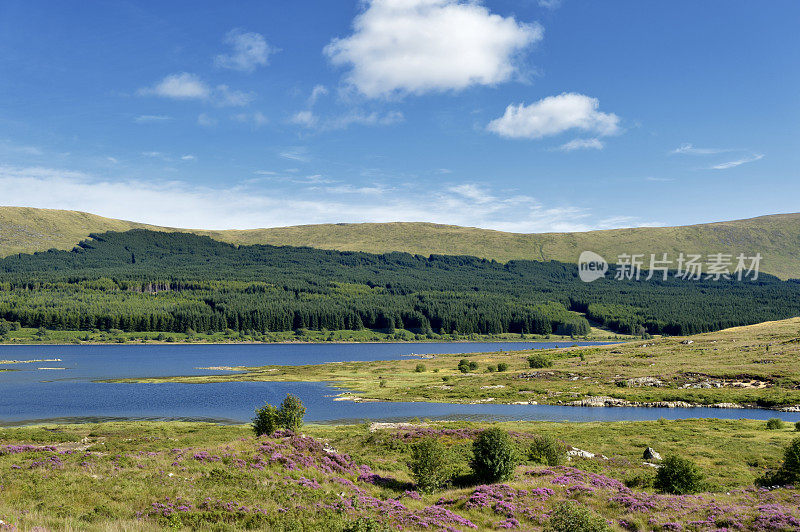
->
0 165 658 233
181 155 196 161
215 29 276 72
671 143 730 155
139 75 253 107
710 154 764 170
324 0 542 98
134 115 172 123
138 73 210 100
487 93 620 139
645 176 674 182
106 157 119 164
557 138 604 151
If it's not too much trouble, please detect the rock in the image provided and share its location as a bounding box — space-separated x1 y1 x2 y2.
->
643 447 662 461
626 376 663 387
681 340 694 345
568 447 595 459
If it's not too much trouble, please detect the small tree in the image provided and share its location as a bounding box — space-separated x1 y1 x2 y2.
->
546 501 610 532
471 428 519 483
409 437 451 493
276 394 306 432
497 362 509 372
527 354 553 369
253 404 279 437
458 359 470 373
253 394 307 436
654 455 704 494
415 363 426 373
528 435 566 466
766 418 785 430
0 320 10 339
795 421 800 432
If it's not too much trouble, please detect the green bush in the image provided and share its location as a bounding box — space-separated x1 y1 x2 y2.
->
408 437 451 493
458 359 470 373
546 501 610 532
654 455 704 494
795 421 800 432
470 427 519 483
486 365 496 373
757 437 800 487
528 435 566 466
497 362 509 372
252 394 307 436
766 418 785 430
252 404 279 437
527 354 553 369
415 363 426 373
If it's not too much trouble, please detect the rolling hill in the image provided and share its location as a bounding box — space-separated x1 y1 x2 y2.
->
1 206 799 279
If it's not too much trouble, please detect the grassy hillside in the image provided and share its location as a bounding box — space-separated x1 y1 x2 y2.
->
2 206 800 278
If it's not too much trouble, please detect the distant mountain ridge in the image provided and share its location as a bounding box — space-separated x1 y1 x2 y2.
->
1 206 799 279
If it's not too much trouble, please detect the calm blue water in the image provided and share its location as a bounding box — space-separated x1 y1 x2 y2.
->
1 343 798 425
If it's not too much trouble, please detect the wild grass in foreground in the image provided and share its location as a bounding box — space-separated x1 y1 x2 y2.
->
1 418 799 531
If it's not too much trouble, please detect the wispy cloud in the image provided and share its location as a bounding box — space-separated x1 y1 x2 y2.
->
710 154 764 170
181 155 197 161
291 110 404 131
139 74 253 107
671 143 731 155
134 115 172 124
232 112 269 127
278 147 310 162
645 176 674 182
197 113 217 127
556 138 604 152
138 73 210 100
0 165 658 233
214 29 276 72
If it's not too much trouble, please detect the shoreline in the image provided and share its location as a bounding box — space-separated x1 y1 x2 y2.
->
0 338 622 347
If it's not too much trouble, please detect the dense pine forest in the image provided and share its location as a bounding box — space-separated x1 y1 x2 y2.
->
0 229 799 337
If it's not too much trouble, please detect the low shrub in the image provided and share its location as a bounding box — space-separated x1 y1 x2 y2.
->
766 418 785 430
654 455 704 494
546 501 610 532
470 428 519 483
527 354 553 369
414 364 426 373
497 362 509 372
408 437 451 493
528 434 566 466
757 437 800 487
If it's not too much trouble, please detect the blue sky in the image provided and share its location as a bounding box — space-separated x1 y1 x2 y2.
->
0 0 798 231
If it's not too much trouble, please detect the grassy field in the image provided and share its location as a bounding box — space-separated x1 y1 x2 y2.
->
111 318 800 409
2 206 800 278
0 325 628 345
1 419 799 531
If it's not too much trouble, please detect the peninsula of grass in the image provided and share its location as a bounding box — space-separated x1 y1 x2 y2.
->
107 318 800 409
1 418 799 530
